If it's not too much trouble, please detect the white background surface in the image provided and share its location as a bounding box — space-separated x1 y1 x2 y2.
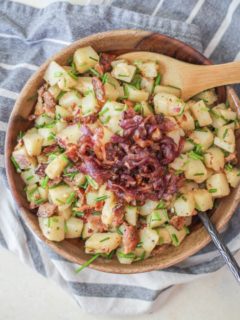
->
1 1 240 319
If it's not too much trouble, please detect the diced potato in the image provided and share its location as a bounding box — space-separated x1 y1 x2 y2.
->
55 120 68 132
103 73 121 101
59 90 82 109
157 227 172 245
206 173 230 198
134 101 153 116
48 184 74 206
57 123 82 145
220 108 237 121
166 128 185 146
176 111 195 132
55 105 72 120
35 114 54 127
58 206 72 220
165 225 188 246
81 92 98 115
154 92 185 116
99 101 126 134
138 61 158 78
194 89 217 106
101 191 117 226
181 139 194 153
86 190 99 206
73 46 99 73
125 85 149 102
111 62 136 83
48 85 61 99
38 127 57 147
39 216 65 242
139 200 158 216
210 104 227 128
169 154 189 171
116 248 135 264
23 128 43 156
85 232 122 254
75 77 93 94
125 206 138 226
189 129 214 151
44 61 77 90
154 85 181 98
21 168 39 185
204 147 225 171
45 154 68 179
190 100 212 127
141 77 154 93
192 189 213 211
38 186 49 201
184 159 208 183
82 222 94 239
133 247 150 261
179 181 198 193
174 193 195 216
65 217 83 239
214 137 235 153
12 146 36 170
139 228 159 253
225 168 240 188
147 209 169 228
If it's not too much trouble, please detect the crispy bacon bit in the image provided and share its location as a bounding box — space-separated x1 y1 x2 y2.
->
37 203 56 217
112 204 125 227
35 163 47 177
122 224 139 254
151 244 169 256
42 91 56 113
123 99 134 108
99 53 116 72
94 63 104 76
43 144 58 154
66 144 78 162
170 216 188 230
86 214 107 232
92 77 105 105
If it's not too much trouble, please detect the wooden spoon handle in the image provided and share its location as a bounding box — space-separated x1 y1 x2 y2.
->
199 212 240 283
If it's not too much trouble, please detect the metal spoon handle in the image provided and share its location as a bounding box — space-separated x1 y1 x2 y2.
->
199 212 240 283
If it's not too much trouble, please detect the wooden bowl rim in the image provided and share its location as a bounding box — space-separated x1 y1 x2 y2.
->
5 29 239 274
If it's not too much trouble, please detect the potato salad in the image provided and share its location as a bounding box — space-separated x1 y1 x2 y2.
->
11 46 240 266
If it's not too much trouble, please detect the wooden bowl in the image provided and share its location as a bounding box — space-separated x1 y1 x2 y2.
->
5 30 240 274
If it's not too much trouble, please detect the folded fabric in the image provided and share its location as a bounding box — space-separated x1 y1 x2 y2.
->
0 0 240 315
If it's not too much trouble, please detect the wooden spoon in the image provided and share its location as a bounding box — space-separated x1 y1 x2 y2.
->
118 51 240 101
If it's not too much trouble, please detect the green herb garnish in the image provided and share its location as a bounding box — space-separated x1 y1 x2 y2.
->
156 200 166 209
85 175 99 190
89 56 98 62
73 211 85 217
194 173 204 176
95 195 109 202
188 150 204 160
26 175 34 181
223 128 228 139
75 253 100 273
89 67 100 77
11 156 21 173
40 176 49 189
100 236 110 243
209 188 217 193
225 163 233 172
66 192 76 205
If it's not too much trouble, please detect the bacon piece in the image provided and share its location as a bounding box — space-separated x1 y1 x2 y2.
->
66 144 79 162
42 91 56 113
37 203 57 218
35 163 47 177
123 99 134 108
99 53 116 72
169 216 188 230
92 77 105 105
122 224 139 254
86 214 107 232
94 63 104 76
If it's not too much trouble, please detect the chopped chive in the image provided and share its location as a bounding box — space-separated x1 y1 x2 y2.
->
54 71 64 77
98 107 109 116
17 131 24 140
73 211 85 217
134 103 143 115
184 226 190 235
209 188 217 193
118 74 128 77
75 253 100 273
66 192 76 205
47 218 51 228
225 163 233 172
101 115 111 124
34 198 45 205
67 71 78 80
47 132 56 141
156 200 166 209
116 227 123 235
188 150 204 160
100 236 110 243
92 211 101 216
48 153 57 161
95 195 109 202
136 241 143 248
154 73 161 86
79 180 88 190
85 175 99 190
139 251 146 261
123 85 129 99
89 67 100 77
117 252 135 259
101 73 108 84
63 171 78 181
223 128 228 139
226 100 230 108
171 234 179 246
56 198 65 204
26 175 34 181
11 156 21 173
194 172 204 176
41 176 49 189
89 56 98 62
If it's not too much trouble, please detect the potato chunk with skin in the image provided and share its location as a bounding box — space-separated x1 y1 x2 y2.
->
173 193 195 216
189 129 214 151
125 85 149 102
99 101 126 134
154 92 185 116
57 124 82 145
192 189 213 211
225 168 240 188
204 147 225 171
23 128 43 156
139 228 159 253
39 216 65 242
85 232 122 254
176 111 195 132
73 46 99 73
190 100 212 127
111 62 136 83
206 173 230 198
65 217 83 239
45 154 68 179
184 159 208 183
139 200 158 216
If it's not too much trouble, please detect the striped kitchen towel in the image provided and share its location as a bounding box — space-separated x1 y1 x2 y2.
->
1 0 240 315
